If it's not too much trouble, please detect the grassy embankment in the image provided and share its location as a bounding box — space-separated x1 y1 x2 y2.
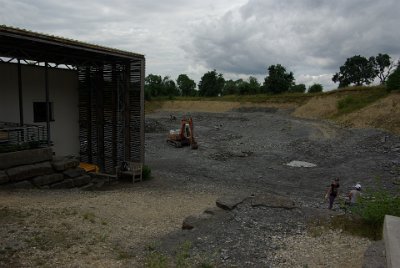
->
329 85 388 117
146 85 390 115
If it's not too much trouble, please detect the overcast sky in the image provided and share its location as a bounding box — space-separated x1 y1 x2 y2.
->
1 0 399 90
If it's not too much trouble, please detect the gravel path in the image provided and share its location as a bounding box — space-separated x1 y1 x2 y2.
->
0 183 219 267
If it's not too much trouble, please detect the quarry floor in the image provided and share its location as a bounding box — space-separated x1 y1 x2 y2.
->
1 107 399 267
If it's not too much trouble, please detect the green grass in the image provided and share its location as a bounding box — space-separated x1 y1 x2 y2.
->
309 178 400 241
220 93 314 104
144 240 215 268
25 228 83 250
331 214 382 240
0 207 31 220
142 165 152 180
145 93 315 114
175 241 191 268
145 252 168 268
307 215 381 240
349 182 400 239
335 86 388 116
145 85 390 118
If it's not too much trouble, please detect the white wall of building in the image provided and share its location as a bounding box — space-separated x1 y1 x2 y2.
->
0 62 80 156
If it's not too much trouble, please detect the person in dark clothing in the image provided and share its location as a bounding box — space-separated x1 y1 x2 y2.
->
325 178 340 209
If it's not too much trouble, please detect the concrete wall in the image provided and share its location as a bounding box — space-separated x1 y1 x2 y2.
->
384 215 400 268
0 62 79 156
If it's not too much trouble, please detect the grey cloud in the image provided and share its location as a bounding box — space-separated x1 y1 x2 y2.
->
187 0 400 80
1 0 399 89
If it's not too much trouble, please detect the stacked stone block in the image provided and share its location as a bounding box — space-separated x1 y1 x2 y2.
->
0 148 92 189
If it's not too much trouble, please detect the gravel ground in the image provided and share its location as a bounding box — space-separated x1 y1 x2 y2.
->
1 108 399 267
146 108 400 199
0 184 220 267
145 108 399 267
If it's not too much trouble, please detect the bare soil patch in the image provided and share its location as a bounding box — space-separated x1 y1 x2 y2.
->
338 93 400 135
293 91 400 136
292 95 340 119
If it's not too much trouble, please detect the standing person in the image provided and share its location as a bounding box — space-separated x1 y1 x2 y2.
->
347 183 362 206
325 178 340 209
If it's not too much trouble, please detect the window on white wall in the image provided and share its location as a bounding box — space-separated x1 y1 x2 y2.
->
33 102 54 123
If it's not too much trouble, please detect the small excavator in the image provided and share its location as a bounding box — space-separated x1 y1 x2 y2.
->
167 117 198 149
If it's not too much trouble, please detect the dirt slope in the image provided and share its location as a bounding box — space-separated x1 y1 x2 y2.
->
337 93 400 135
153 91 400 136
292 95 340 119
157 100 297 113
293 92 400 135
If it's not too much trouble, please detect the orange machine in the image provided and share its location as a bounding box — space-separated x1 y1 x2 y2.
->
79 162 99 173
167 117 198 149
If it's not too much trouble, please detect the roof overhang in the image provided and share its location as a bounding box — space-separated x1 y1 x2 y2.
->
0 25 144 67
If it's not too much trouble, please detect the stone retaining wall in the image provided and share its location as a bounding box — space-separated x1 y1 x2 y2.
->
0 148 94 189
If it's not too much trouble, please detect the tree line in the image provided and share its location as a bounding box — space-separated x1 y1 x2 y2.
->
332 53 399 89
145 66 322 100
145 53 399 100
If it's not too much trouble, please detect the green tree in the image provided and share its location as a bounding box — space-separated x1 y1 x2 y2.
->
223 79 238 95
145 74 163 97
162 76 179 97
289 84 306 93
231 77 260 95
332 55 376 87
144 74 180 98
263 64 295 94
308 83 323 93
236 79 250 95
386 64 400 92
198 70 225 97
371 53 396 84
176 74 196 96
248 76 261 94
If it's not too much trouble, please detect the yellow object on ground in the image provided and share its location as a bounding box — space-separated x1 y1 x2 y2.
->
79 162 99 173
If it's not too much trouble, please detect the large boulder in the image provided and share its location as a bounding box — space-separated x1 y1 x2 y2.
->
182 214 212 230
52 157 79 172
0 148 53 170
0 170 9 184
32 173 64 187
50 179 74 189
181 207 232 231
63 167 86 178
6 162 53 182
12 180 34 189
80 183 95 191
72 175 91 187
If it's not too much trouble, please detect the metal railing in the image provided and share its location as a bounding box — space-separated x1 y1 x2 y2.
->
0 122 48 153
